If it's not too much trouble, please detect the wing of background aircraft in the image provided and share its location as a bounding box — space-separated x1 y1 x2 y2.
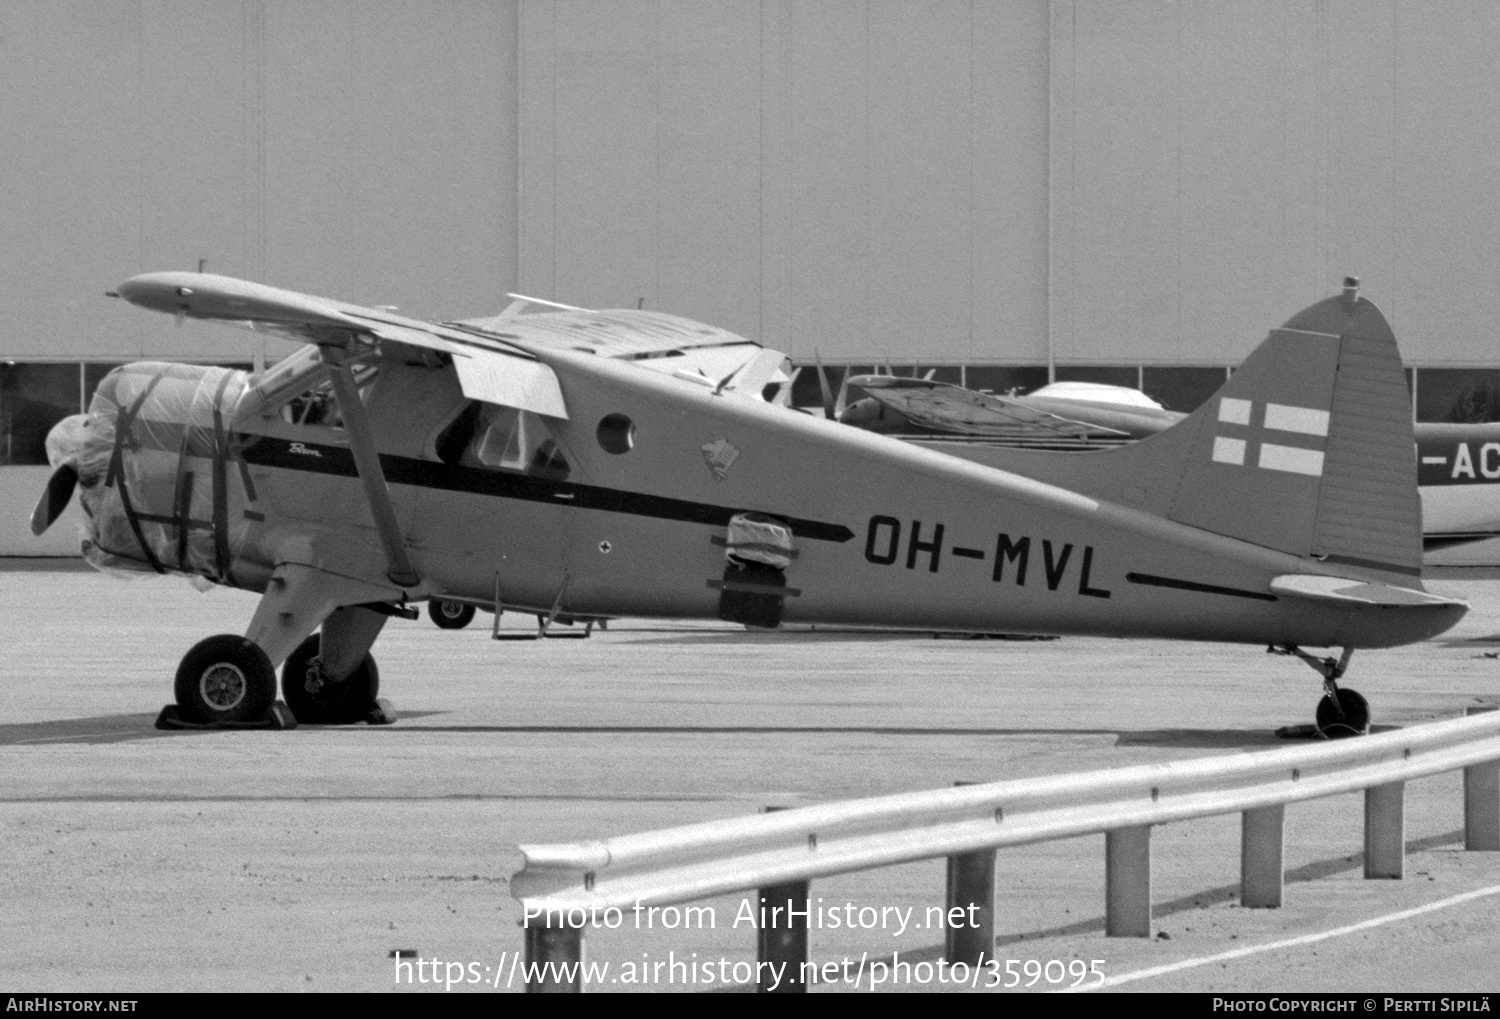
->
825 371 1188 448
836 375 1133 444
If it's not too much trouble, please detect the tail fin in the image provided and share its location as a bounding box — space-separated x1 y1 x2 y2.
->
1166 282 1420 576
918 281 1422 580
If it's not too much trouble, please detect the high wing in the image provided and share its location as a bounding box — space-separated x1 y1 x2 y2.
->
114 272 568 418
455 297 787 394
843 375 1132 443
113 273 786 406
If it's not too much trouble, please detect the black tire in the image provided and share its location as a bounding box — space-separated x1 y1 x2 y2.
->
281 634 380 725
428 599 476 630
1315 688 1370 738
174 635 277 724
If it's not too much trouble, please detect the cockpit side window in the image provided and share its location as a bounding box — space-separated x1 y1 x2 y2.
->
434 400 570 481
474 405 528 469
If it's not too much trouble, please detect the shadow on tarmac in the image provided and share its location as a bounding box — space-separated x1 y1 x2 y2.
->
0 709 450 745
366 723 1122 737
4 717 1372 748
368 723 1299 749
1115 723 1405 749
0 713 184 745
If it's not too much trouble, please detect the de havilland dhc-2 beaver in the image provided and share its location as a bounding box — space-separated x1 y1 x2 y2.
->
28 272 1466 736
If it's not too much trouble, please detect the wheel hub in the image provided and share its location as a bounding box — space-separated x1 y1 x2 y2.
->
199 663 248 711
303 657 329 696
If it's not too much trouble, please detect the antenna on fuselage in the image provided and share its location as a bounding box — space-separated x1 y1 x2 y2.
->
198 258 208 273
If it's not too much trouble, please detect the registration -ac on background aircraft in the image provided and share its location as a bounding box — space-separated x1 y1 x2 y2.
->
29 272 1466 737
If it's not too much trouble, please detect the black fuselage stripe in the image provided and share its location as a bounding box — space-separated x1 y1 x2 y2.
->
236 435 854 543
1125 572 1278 602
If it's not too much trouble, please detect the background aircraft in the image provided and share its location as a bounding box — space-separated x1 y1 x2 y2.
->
826 371 1182 447
30 273 1464 737
819 348 1500 563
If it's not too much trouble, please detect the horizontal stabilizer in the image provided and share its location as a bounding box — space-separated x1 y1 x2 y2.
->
1269 575 1467 609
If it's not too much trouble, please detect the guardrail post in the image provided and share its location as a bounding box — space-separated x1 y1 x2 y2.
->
1364 781 1406 879
1105 825 1152 937
756 806 806 993
945 848 995 965
1240 804 1285 907
1465 707 1500 851
944 781 995 966
524 921 582 993
756 878 808 993
1467 761 1500 851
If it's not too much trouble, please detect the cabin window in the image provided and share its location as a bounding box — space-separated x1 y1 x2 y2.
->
435 400 570 480
596 413 635 454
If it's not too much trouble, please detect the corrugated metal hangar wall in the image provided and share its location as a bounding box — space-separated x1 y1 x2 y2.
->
8 0 1500 365
5 0 1500 552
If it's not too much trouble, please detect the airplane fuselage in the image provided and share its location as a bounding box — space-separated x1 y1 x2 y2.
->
83 345 1459 652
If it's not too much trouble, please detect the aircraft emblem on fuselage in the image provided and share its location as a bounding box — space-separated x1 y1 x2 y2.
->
700 439 739 482
288 441 322 458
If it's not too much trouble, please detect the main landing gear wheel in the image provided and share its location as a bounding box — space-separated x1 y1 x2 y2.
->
281 634 380 725
429 599 476 630
174 635 277 724
1270 644 1370 739
1315 688 1370 739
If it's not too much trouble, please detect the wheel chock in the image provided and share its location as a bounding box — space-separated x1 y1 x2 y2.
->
1273 723 1325 740
366 698 398 725
155 700 299 731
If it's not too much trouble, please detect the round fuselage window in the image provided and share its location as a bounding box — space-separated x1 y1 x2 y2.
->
596 413 635 454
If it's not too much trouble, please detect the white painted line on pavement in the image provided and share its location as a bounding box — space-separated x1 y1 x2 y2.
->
1062 882 1500 992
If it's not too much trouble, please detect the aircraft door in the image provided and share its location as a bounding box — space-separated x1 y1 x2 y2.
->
414 400 579 606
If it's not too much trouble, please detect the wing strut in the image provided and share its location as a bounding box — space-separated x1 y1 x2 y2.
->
325 357 420 588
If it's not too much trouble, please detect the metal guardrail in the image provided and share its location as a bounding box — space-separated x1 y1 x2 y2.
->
510 707 1500 992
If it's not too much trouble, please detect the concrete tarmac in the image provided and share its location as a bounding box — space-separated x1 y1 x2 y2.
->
1 565 1498 993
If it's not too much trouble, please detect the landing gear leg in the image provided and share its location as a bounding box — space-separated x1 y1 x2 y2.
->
281 605 392 725
1269 645 1370 738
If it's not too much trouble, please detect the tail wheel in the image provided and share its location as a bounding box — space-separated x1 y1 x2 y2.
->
174 635 276 724
429 599 476 630
1315 688 1370 738
281 634 380 725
